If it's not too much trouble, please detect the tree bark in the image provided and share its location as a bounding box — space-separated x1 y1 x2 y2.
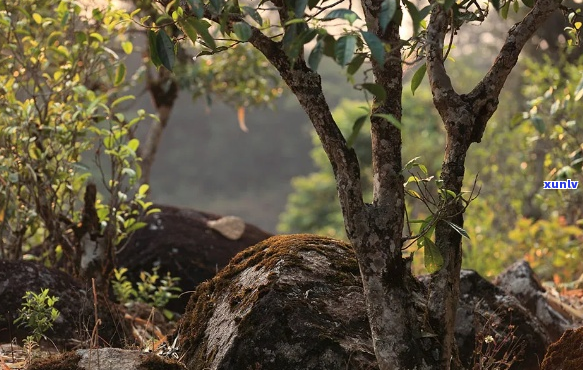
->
425 1 562 368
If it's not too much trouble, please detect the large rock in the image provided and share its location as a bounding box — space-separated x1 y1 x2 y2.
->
455 270 550 370
177 234 551 370
494 260 574 341
0 260 130 348
541 326 583 370
178 234 376 370
117 205 272 313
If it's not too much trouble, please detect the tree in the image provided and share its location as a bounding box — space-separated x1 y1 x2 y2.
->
0 0 152 288
149 0 574 367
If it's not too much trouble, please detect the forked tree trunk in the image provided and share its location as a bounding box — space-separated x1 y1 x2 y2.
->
426 1 563 368
182 0 563 368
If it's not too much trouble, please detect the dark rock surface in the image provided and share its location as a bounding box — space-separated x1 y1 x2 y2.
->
178 234 377 370
0 260 130 348
28 348 186 370
541 326 583 370
495 260 574 341
177 234 552 370
455 269 550 370
117 205 271 313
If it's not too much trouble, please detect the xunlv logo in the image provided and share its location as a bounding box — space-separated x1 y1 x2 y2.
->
543 179 579 189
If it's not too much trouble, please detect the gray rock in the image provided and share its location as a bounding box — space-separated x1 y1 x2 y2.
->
28 348 185 370
494 260 574 341
456 269 550 370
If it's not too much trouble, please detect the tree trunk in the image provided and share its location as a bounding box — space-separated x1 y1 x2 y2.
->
426 1 563 368
139 64 178 187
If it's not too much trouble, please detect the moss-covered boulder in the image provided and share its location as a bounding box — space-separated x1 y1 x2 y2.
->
117 205 271 313
177 234 553 370
178 234 376 370
0 260 130 348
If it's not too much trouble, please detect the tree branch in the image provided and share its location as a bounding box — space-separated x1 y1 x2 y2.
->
426 5 460 116
471 0 562 101
247 30 368 237
184 0 370 236
466 0 562 142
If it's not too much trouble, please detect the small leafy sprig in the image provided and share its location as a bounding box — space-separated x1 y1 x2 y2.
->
14 288 61 343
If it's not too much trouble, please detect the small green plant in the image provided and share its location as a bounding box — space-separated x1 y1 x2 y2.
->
112 267 181 317
14 288 61 342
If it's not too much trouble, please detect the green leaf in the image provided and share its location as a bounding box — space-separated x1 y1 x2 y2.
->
307 0 319 10
380 0 397 32
192 19 216 50
32 13 42 25
233 22 252 41
114 63 126 86
179 18 199 45
90 32 104 43
335 35 357 66
308 39 324 71
404 0 423 36
210 0 224 12
347 53 367 75
322 34 337 58
242 6 263 26
531 115 545 134
127 138 140 152
445 220 471 240
293 0 308 17
420 215 435 239
156 29 175 71
138 184 150 196
111 95 135 108
121 40 133 54
361 83 387 101
512 0 519 13
491 0 501 10
500 0 510 19
404 156 421 171
323 9 361 24
347 114 368 148
147 30 162 68
361 31 385 64
423 238 444 273
372 113 402 130
411 64 427 95
188 0 205 18
284 27 317 59
521 0 534 7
